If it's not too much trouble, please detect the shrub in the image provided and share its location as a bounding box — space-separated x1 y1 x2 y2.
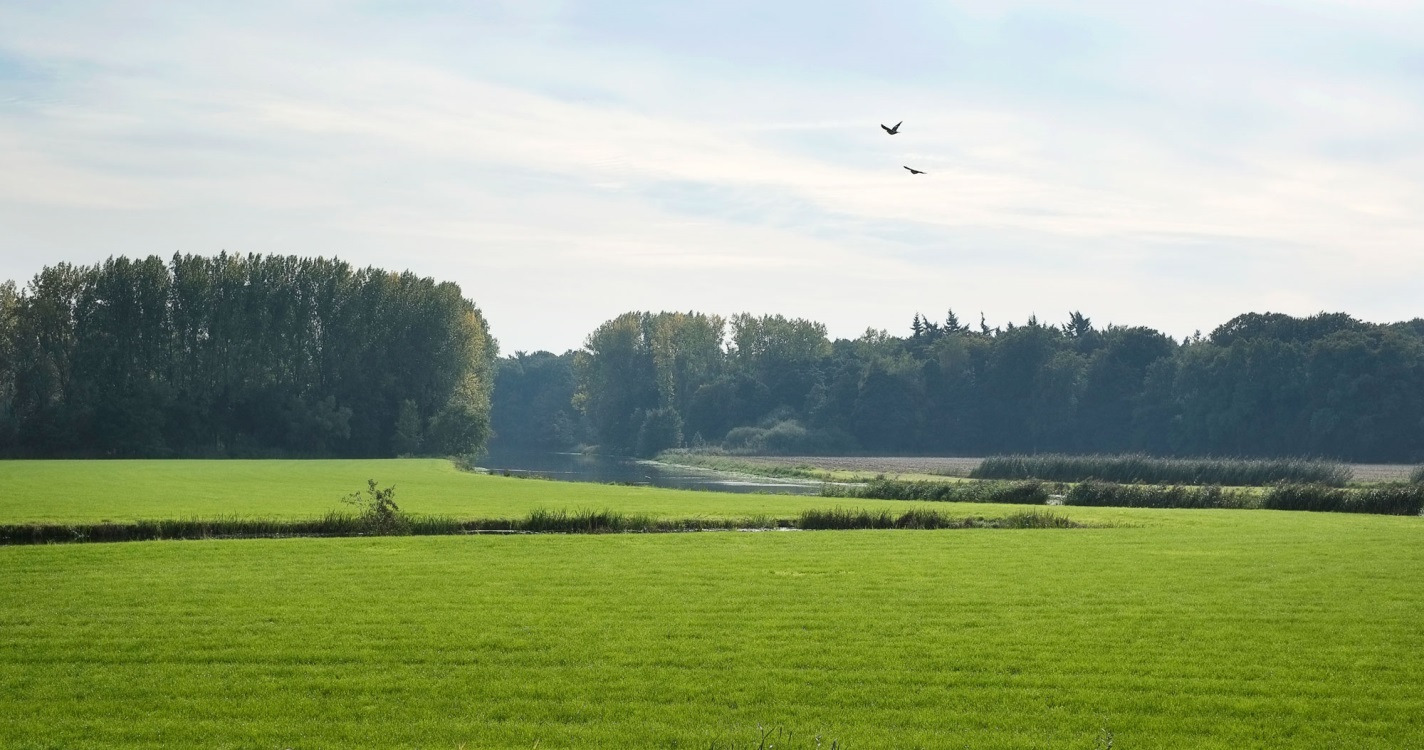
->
635 407 684 457
721 425 765 451
718 420 856 455
759 420 810 453
1411 466 1424 484
342 479 407 533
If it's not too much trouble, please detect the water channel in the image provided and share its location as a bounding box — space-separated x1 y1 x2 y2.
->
475 446 824 495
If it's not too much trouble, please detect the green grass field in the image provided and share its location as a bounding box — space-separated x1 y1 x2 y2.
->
2 459 1422 748
0 458 922 524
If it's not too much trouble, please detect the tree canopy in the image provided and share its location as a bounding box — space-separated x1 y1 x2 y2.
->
0 254 496 458
495 308 1424 461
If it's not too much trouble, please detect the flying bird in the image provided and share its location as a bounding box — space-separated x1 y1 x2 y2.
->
904 166 925 175
881 121 902 135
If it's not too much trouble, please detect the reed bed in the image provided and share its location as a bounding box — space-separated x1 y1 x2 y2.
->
0 511 734 545
0 507 1087 545
1261 483 1424 515
0 513 365 545
1063 482 1253 510
799 507 1080 530
971 454 1352 487
1066 481 1423 515
834 478 1423 515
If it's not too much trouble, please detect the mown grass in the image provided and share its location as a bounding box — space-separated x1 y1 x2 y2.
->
2 459 1422 747
2 509 1422 748
972 453 1353 486
6 459 1415 534
0 458 1218 535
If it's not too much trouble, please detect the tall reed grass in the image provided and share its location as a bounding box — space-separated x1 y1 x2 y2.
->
0 507 1086 545
0 512 371 545
798 507 1080 530
832 477 1422 515
0 510 748 545
1262 483 1424 515
1062 481 1253 509
971 454 1352 487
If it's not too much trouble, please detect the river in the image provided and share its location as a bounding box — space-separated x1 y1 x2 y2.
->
474 447 823 495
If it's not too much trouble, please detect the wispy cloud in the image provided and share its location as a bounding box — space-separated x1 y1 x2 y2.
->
1 1 1421 350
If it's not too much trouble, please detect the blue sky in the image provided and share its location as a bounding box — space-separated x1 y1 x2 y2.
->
1 1 1421 352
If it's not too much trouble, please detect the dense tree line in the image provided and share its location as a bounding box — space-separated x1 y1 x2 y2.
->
493 309 1424 462
0 254 496 457
490 351 588 450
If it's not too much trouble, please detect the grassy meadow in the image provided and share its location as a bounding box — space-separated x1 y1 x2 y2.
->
1 459 1422 748
0 458 895 524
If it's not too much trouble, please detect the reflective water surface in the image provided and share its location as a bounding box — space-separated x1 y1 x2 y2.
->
475 447 822 495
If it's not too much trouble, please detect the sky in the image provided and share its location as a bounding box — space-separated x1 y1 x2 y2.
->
1 1 1421 353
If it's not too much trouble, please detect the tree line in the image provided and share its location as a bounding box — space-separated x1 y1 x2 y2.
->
0 254 496 458
492 309 1424 463
5 255 1418 463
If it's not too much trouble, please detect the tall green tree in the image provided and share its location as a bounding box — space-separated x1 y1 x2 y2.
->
491 351 586 449
574 311 725 456
575 313 658 455
1 254 496 458
560 307 1424 462
0 281 18 446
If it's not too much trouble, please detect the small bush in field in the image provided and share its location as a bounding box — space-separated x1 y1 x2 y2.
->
343 479 407 533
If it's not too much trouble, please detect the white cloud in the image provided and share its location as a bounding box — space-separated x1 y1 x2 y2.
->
0 0 1422 351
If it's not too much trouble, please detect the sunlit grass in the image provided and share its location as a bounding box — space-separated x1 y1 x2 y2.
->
2 511 1422 748
2 459 1422 748
0 458 901 524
